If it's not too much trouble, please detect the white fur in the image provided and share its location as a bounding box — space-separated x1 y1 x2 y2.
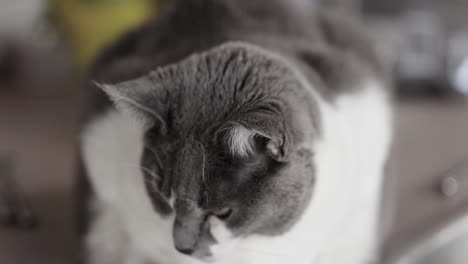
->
309 81 393 263
226 124 257 157
81 79 392 264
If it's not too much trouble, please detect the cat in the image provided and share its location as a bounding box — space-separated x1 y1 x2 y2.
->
78 0 393 263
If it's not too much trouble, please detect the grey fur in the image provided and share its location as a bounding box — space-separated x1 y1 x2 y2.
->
95 43 319 256
80 0 385 259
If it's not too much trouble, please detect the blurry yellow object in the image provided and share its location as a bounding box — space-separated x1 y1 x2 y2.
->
50 0 160 71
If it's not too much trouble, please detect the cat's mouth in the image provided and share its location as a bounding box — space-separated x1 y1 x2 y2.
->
172 214 218 261
194 253 216 263
174 243 219 263
174 240 215 260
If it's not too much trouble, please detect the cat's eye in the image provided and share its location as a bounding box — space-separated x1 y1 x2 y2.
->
211 208 232 219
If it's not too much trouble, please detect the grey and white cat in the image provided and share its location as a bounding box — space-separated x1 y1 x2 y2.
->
78 0 393 264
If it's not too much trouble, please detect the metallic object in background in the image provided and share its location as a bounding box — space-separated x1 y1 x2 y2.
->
395 11 446 91
384 212 468 264
0 158 38 230
448 33 468 96
383 161 468 264
363 0 468 97
440 161 468 198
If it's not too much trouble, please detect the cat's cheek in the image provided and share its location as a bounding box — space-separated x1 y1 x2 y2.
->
209 217 233 243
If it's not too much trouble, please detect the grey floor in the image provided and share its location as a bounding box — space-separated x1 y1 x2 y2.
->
1 88 468 264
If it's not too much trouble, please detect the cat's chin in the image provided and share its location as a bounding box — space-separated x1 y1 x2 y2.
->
176 243 221 263
179 250 219 264
195 255 216 263
189 243 234 263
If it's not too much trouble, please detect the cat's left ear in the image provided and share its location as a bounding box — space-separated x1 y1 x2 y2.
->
94 75 166 128
221 108 291 162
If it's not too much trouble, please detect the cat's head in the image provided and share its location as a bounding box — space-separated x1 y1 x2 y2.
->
98 42 318 260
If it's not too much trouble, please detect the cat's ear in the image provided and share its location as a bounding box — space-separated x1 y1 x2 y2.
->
94 77 166 129
221 108 290 162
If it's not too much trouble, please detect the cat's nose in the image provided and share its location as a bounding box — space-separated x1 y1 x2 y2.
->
173 219 198 255
173 205 204 256
175 246 194 255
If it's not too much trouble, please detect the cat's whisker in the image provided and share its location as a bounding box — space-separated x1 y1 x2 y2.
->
192 139 210 205
143 177 159 187
175 194 196 204
115 162 158 178
88 146 161 181
144 145 164 168
93 144 167 190
97 156 161 181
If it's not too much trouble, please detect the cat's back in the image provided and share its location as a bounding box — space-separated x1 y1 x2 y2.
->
91 0 317 75
80 0 322 121
87 0 385 109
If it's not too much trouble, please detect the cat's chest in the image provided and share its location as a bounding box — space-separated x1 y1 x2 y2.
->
80 110 318 264
80 80 391 264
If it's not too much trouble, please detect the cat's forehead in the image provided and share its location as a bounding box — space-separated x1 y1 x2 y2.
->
163 46 300 130
100 43 299 138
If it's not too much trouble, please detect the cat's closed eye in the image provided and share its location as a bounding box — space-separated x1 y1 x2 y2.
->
211 208 232 220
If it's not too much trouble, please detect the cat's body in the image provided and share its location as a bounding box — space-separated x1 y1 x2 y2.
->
79 1 393 264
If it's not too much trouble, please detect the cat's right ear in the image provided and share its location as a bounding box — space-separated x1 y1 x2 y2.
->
93 78 166 130
217 108 291 163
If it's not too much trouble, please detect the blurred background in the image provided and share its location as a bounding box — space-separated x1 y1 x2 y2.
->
1 0 468 263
